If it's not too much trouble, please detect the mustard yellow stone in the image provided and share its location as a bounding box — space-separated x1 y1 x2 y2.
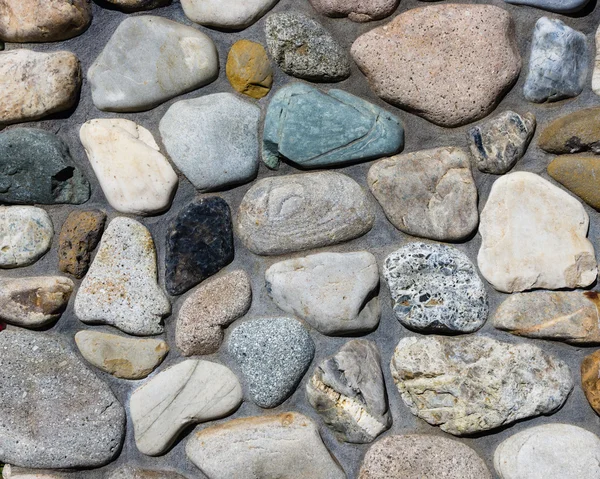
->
226 39 273 99
548 155 600 210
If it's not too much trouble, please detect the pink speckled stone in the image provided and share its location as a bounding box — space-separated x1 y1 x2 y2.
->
309 0 398 22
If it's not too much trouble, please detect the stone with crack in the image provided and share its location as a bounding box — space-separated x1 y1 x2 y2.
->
226 40 273 99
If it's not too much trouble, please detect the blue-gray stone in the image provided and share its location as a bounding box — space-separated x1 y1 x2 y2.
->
504 0 589 13
262 83 404 169
523 17 588 103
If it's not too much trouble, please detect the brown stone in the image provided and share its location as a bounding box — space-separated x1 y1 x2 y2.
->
539 107 600 154
548 155 600 210
101 0 171 11
0 0 92 43
309 0 398 22
582 349 600 415
226 40 273 100
58 210 106 279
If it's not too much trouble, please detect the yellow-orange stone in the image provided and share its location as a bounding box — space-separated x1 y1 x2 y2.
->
226 39 273 99
582 349 600 415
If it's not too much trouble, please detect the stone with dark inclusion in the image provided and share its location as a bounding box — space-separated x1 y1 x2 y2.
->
0 128 90 205
165 196 234 296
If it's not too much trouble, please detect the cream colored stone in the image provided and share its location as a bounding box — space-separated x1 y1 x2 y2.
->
478 172 597 292
593 25 600 96
80 119 178 216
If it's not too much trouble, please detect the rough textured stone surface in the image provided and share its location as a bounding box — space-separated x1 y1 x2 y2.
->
478 172 597 292
176 270 252 356
88 16 218 112
0 330 125 468
0 128 89 205
0 0 91 42
494 424 600 479
236 172 374 256
58 210 106 279
130 359 242 456
383 243 488 334
494 291 600 344
0 276 73 328
265 252 380 335
228 317 315 408
594 25 600 97
102 0 171 12
226 40 273 99
368 147 478 241
265 12 350 82
262 83 403 170
75 217 171 336
524 17 588 103
391 335 573 435
582 349 600 415
186 413 346 479
182 0 278 29
468 111 536 174
75 330 168 379
359 435 491 479
159 94 260 192
351 4 521 127
107 466 187 479
505 0 590 12
0 49 81 126
165 197 234 296
539 107 600 154
306 340 391 443
548 155 600 210
80 119 178 215
309 0 398 22
0 206 53 269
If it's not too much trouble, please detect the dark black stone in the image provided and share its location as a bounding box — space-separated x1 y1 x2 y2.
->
165 196 234 296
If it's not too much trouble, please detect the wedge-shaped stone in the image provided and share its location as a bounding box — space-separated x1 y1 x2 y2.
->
538 107 600 154
307 340 391 443
391 335 573 435
186 413 346 479
0 276 73 328
0 330 125 468
478 172 597 292
88 16 218 112
130 359 242 456
262 83 403 170
80 119 178 215
75 217 171 336
265 252 380 335
236 172 374 256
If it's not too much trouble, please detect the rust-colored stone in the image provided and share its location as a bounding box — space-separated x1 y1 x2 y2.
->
582 349 600 415
58 210 106 279
226 39 273 99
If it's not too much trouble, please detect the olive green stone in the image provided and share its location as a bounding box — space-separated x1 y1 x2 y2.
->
548 155 600 209
539 107 600 154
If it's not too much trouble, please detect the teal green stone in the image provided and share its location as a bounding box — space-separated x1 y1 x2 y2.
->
262 83 404 169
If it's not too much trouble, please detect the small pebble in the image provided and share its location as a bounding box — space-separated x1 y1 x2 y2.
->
226 40 273 99
58 210 106 279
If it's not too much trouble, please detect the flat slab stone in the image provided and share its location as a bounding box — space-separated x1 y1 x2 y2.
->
262 83 403 170
0 0 91 42
186 413 346 479
75 330 169 379
265 12 350 82
159 93 260 192
58 210 106 279
75 217 171 336
0 128 89 205
0 49 81 126
165 197 234 296
351 4 521 127
265 252 380 335
228 317 315 408
0 276 73 328
306 340 391 443
368 147 478 241
478 172 597 292
494 291 600 344
0 330 125 468
182 0 278 29
548 155 600 210
102 0 171 11
505 0 590 12
0 206 53 269
359 435 491 479
107 466 188 479
383 243 488 334
226 40 273 99
80 119 178 215
524 17 588 103
494 424 600 479
467 111 536 174
309 0 398 22
391 335 573 435
88 16 218 112
176 270 252 356
582 349 600 415
236 172 374 256
539 107 600 154
130 359 242 456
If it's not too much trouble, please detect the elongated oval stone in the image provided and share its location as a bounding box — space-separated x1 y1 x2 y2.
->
58 210 106 279
102 0 171 12
309 0 399 22
504 0 590 12
107 466 188 479
538 108 600 154
236 172 374 256
226 40 273 99
182 0 279 29
548 156 600 210
582 349 600 415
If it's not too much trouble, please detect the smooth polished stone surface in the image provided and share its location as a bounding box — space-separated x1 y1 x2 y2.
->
309 0 399 22
58 210 106 279
226 40 273 99
262 83 403 170
539 107 600 154
181 0 278 29
582 349 600 415
548 155 600 210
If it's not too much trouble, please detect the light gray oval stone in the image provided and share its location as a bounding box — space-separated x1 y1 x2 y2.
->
236 172 374 256
159 93 260 192
88 16 218 112
391 335 573 435
181 0 279 29
0 330 125 468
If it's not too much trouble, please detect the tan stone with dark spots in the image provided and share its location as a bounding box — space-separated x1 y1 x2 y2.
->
539 107 600 154
101 0 170 12
548 155 600 210
58 210 106 279
226 40 273 99
582 349 600 415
